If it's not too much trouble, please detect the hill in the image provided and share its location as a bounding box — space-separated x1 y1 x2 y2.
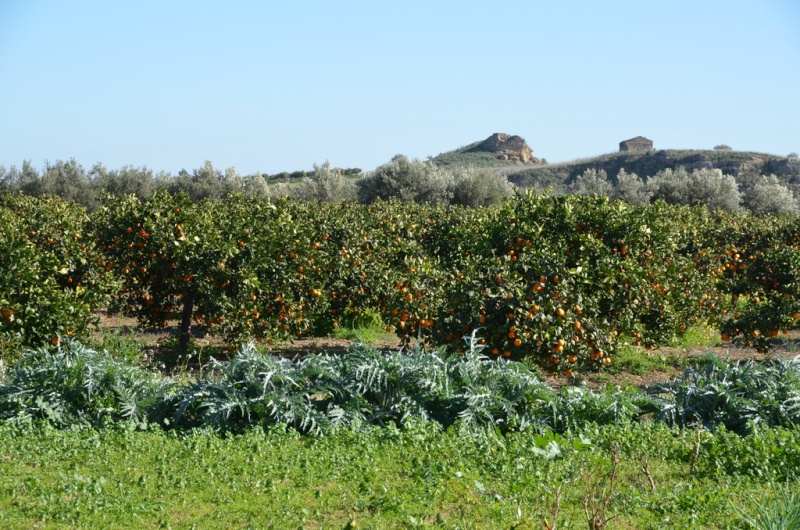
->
431 133 544 168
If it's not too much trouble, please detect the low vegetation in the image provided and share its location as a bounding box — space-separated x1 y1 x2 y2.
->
1 337 800 528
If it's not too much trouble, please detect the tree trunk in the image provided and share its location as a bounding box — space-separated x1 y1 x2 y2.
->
178 290 195 352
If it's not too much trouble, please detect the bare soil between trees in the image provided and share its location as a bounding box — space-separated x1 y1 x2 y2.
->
96 312 800 391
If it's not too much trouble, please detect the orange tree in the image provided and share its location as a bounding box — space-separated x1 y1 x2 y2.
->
416 193 721 372
712 214 800 352
92 191 262 350
0 194 110 358
93 194 402 349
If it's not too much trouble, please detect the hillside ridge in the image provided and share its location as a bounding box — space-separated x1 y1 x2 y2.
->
503 149 800 192
431 134 799 192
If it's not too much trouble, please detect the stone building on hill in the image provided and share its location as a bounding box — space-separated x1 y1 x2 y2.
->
619 136 654 152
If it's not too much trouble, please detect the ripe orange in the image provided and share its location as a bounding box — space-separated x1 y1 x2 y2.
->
555 308 566 317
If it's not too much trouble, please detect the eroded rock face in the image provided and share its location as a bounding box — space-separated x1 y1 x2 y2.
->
477 133 540 164
767 157 800 179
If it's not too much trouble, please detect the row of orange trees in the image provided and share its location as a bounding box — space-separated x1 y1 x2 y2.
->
2 191 799 370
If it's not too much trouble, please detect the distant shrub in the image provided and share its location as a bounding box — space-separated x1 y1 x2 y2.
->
449 167 514 207
612 168 652 206
89 164 157 201
648 167 740 211
168 161 244 201
357 155 453 205
714 144 733 151
569 168 613 197
788 152 799 159
241 174 270 197
295 161 357 203
264 181 295 199
743 175 799 216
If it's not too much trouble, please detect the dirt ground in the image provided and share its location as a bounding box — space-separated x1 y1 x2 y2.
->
95 312 800 391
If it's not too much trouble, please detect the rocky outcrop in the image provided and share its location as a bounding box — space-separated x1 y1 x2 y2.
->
471 133 540 164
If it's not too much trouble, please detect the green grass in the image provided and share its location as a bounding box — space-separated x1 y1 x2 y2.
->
671 324 721 349
1 420 798 529
604 324 720 377
606 345 673 375
332 325 396 345
331 309 396 345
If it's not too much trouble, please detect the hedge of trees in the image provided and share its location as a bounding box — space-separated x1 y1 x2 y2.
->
3 191 799 372
3 155 797 214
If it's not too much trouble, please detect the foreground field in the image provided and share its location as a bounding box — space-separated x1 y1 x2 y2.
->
2 420 800 529
1 336 800 529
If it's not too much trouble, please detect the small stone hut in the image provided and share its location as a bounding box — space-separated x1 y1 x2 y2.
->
619 136 654 152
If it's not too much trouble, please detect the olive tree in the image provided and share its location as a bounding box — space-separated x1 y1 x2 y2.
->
649 167 740 211
39 159 96 208
167 161 242 200
612 169 652 206
449 167 514 207
90 163 157 200
357 155 453 205
743 175 799 216
569 169 613 197
295 161 358 203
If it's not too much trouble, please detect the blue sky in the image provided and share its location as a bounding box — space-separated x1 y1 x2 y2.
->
1 1 798 175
